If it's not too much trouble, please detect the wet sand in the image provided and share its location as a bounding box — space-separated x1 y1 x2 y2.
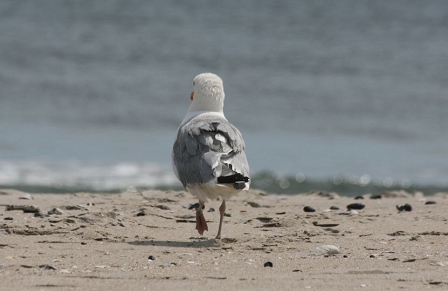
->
1 188 448 290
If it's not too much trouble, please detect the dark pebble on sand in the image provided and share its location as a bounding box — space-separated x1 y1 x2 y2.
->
370 194 382 199
81 242 87 245
264 261 273 267
354 196 364 200
347 203 365 210
188 203 201 210
136 211 146 216
396 204 412 212
303 206 316 212
330 206 340 211
148 255 155 261
425 201 437 205
4 217 13 221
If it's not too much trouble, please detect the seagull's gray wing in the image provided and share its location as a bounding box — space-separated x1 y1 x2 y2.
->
172 116 249 188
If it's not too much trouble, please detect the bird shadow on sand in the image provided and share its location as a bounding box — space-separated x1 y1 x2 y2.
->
128 238 223 248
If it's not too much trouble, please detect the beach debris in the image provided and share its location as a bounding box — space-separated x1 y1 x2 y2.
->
4 217 13 221
40 264 57 270
81 242 87 245
187 203 201 210
330 206 340 211
48 208 64 215
247 201 261 208
255 217 273 223
20 264 34 268
370 194 382 199
153 204 170 210
136 211 146 216
347 203 365 210
148 255 155 261
378 190 411 198
311 245 340 255
221 238 237 243
312 221 339 227
307 190 340 199
19 193 33 200
6 205 41 213
387 230 408 236
76 204 90 210
354 196 364 200
396 204 412 212
425 201 437 205
264 261 273 267
303 206 316 212
369 254 377 258
258 222 281 228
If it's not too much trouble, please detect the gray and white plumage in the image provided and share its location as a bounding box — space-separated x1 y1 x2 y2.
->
172 72 249 238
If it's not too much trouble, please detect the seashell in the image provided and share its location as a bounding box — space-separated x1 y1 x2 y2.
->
311 245 340 255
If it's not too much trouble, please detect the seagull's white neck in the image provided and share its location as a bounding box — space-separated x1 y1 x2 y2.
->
181 110 226 126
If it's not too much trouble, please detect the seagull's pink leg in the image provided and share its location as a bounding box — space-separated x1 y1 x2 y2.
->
195 201 208 235
216 200 226 239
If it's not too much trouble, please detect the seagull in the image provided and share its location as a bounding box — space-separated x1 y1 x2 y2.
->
172 73 250 239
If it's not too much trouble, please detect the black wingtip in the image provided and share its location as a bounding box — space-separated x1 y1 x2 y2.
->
217 173 249 184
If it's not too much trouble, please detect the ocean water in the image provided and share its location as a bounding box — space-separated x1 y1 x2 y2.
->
1 1 447 195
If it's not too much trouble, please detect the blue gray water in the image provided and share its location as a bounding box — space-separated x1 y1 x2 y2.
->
1 1 447 195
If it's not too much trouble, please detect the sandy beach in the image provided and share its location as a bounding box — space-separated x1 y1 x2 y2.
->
1 188 448 291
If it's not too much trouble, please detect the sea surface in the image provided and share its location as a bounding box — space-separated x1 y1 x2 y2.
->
1 0 447 196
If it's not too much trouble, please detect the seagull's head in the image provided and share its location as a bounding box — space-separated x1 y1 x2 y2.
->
189 73 225 112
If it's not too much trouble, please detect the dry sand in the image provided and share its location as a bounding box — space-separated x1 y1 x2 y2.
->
1 188 448 291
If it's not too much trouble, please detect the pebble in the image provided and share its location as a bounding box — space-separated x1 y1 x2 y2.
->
136 211 146 216
188 203 200 210
148 255 155 261
311 245 340 255
370 194 382 199
4 217 13 221
303 206 316 213
330 206 340 211
48 208 64 215
81 242 87 245
425 201 437 205
264 261 273 267
396 204 412 212
354 196 364 200
347 203 365 210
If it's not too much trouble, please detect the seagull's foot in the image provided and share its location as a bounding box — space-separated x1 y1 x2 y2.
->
196 210 208 235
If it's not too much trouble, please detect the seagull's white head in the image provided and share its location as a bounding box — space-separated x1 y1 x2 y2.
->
188 73 225 113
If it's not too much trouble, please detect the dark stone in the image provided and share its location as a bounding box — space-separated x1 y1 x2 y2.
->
330 206 340 211
425 201 437 205
136 211 146 216
303 206 316 212
396 204 412 212
148 255 155 261
347 203 365 210
188 203 200 210
4 217 13 221
354 196 364 200
264 261 273 267
370 194 382 199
